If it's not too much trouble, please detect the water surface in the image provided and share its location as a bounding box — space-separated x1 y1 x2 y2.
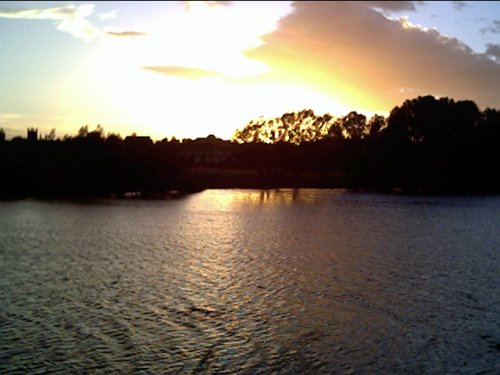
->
0 189 498 374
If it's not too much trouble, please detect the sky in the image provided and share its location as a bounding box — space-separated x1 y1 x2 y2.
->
1 1 499 140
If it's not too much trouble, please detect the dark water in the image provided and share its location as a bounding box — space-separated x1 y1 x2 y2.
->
0 189 498 374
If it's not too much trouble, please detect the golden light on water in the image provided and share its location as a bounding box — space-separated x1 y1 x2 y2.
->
184 189 332 212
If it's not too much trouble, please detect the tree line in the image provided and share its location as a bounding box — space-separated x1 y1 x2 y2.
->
0 95 499 198
232 95 500 193
233 109 386 143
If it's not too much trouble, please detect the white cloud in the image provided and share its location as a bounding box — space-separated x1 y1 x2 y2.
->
0 4 101 41
0 4 145 41
98 9 118 20
363 1 420 12
0 4 100 41
184 1 233 11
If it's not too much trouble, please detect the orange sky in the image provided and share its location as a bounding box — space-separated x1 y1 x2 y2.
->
1 1 499 140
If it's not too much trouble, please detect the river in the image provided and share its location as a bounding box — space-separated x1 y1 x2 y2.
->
0 189 498 374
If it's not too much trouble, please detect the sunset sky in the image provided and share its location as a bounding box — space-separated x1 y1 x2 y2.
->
1 1 499 140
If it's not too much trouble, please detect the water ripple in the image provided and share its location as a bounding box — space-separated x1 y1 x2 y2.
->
0 191 499 374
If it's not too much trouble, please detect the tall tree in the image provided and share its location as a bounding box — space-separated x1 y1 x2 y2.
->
233 109 337 144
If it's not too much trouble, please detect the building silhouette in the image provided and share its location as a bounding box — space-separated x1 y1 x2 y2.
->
27 128 38 141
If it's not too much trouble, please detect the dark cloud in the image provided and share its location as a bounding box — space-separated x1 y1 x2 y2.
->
485 44 500 60
480 20 500 34
143 66 222 79
245 1 500 110
452 1 468 11
466 17 486 22
105 30 147 37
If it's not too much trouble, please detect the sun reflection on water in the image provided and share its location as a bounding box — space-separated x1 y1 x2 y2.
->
185 189 337 212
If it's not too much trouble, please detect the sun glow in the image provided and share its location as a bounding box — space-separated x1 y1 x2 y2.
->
3 1 500 141
133 1 277 79
51 1 362 140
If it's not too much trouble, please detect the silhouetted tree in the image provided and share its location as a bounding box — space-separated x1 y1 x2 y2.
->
1 94 499 198
87 124 105 141
368 115 387 138
480 108 500 136
105 132 122 146
44 128 56 141
382 95 480 145
233 109 336 144
339 111 368 140
77 125 89 138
